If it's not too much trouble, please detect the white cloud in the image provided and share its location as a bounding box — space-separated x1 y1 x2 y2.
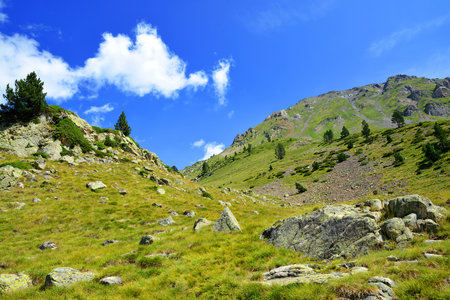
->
0 33 79 103
90 115 105 127
0 22 215 103
369 16 449 56
84 103 114 114
201 142 225 160
212 59 232 105
192 139 205 148
227 110 235 118
0 0 8 23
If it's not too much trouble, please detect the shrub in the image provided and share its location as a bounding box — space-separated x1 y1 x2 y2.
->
391 110 405 128
393 152 405 167
0 161 33 170
312 161 320 171
53 118 92 153
274 143 286 160
104 135 117 147
60 149 73 156
295 182 307 193
340 126 350 139
422 143 439 162
202 191 214 199
275 171 284 178
323 129 334 143
337 152 349 162
94 142 106 150
33 152 49 159
412 129 424 144
347 141 353 149
386 135 393 143
361 120 371 140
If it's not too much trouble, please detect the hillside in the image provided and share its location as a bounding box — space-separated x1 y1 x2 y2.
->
0 106 449 299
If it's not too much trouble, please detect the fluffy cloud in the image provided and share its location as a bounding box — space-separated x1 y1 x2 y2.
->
0 0 7 23
212 59 232 105
201 142 225 160
0 22 218 103
90 115 105 127
84 103 114 114
192 139 205 148
0 33 79 103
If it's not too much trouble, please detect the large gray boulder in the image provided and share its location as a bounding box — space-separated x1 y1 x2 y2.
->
0 274 33 294
44 267 94 287
261 205 383 260
212 207 242 233
387 195 446 221
381 218 412 243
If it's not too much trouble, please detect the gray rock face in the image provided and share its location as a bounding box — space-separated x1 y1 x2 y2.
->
387 195 446 221
417 219 439 233
0 274 33 294
403 105 418 116
193 218 211 231
424 102 450 117
381 218 412 243
40 241 57 250
158 216 175 226
33 159 46 170
44 267 94 287
261 205 383 260
364 199 383 211
100 276 122 285
212 207 242 233
86 181 107 191
402 213 417 230
139 235 154 245
0 165 23 190
367 276 396 300
432 78 450 98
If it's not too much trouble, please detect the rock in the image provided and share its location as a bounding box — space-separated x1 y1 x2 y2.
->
218 200 231 207
118 189 127 195
159 178 170 186
44 267 94 287
183 210 195 218
367 276 396 300
263 264 348 286
32 198 41 203
100 276 122 285
381 218 412 243
102 240 118 246
86 181 107 191
403 213 417 230
417 219 439 233
139 235 154 245
156 188 165 195
158 216 175 226
387 255 399 261
403 104 419 116
387 195 446 221
261 205 383 260
364 199 383 211
338 262 356 269
0 274 33 294
152 203 163 208
39 241 57 250
169 211 178 216
193 218 211 231
7 202 25 210
33 159 46 170
423 239 442 244
423 252 442 259
350 266 369 274
195 204 204 208
432 79 450 98
212 207 242 233
252 210 259 215
368 276 396 288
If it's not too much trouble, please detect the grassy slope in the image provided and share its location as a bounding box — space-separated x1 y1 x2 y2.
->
0 143 448 299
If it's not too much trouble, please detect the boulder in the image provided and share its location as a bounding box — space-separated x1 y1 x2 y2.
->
417 219 439 233
424 102 449 117
193 218 211 231
158 216 175 226
261 205 383 260
118 189 127 195
367 276 396 300
156 188 165 195
44 267 94 287
387 195 446 221
381 218 412 243
212 207 242 233
402 213 417 230
86 181 107 191
39 241 57 250
139 235 154 245
0 274 33 294
33 159 46 170
100 276 122 285
364 199 383 211
183 210 195 218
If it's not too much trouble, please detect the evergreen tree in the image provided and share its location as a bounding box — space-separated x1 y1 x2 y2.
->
340 126 350 139
275 143 286 160
201 161 210 176
323 129 334 143
247 143 252 155
295 182 307 194
1 72 47 123
114 111 131 136
433 122 449 152
386 134 392 144
423 143 439 162
391 111 405 128
361 120 371 140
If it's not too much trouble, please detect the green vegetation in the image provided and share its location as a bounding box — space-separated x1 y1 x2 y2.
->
323 129 334 143
340 126 350 139
274 143 286 160
391 110 405 128
115 111 131 136
0 161 33 170
104 135 118 147
94 142 106 150
361 120 371 141
33 152 49 159
53 118 93 153
295 182 307 193
0 72 47 123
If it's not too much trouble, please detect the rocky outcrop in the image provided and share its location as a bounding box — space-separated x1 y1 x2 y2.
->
0 274 33 294
381 218 413 243
432 78 450 98
403 104 418 116
386 195 446 221
212 207 242 233
139 235 154 245
265 110 289 121
424 102 450 117
44 267 94 287
261 205 383 260
0 165 23 190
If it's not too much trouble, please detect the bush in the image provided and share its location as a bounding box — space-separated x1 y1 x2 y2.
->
104 135 117 147
323 129 334 143
337 152 349 162
340 126 350 139
274 143 286 160
295 182 307 194
312 161 320 171
0 161 33 170
60 149 73 156
347 141 353 149
393 152 405 167
53 118 92 153
202 191 214 200
386 135 392 143
33 152 49 159
94 142 106 150
422 143 440 162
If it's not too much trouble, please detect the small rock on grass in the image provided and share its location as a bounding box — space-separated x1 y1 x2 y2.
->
100 276 122 285
39 241 57 250
139 235 154 245
44 267 94 287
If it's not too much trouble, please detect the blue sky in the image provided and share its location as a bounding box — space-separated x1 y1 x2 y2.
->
1 0 449 168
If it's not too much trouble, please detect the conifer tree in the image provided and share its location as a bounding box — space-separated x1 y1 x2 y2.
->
275 143 286 160
323 129 333 143
115 111 131 136
361 120 371 140
340 126 350 139
391 111 405 128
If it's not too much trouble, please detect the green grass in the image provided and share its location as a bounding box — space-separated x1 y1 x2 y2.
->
0 161 33 170
53 118 93 153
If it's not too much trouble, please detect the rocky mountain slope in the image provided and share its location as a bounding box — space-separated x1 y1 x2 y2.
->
0 105 448 299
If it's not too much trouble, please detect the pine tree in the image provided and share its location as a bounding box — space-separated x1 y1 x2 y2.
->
295 182 307 194
247 143 252 155
340 126 350 139
114 111 131 136
1 72 47 123
391 111 405 128
323 129 334 143
201 161 210 176
361 120 371 140
275 143 286 160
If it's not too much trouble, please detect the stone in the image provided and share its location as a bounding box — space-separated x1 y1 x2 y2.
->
252 210 259 215
368 276 396 287
364 199 383 211
32 198 41 203
381 218 412 243
169 211 178 216
183 210 195 218
417 219 439 233
86 181 107 191
118 189 127 195
193 218 211 231
139 235 154 245
102 240 118 246
159 178 170 186
33 159 46 170
156 188 165 195
387 194 446 221
158 216 175 226
7 202 25 210
195 204 204 208
350 266 369 274
152 203 163 208
261 205 383 260
423 252 442 259
402 213 417 230
100 276 122 285
387 255 399 262
44 267 94 287
40 241 57 250
0 274 33 294
212 207 242 233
